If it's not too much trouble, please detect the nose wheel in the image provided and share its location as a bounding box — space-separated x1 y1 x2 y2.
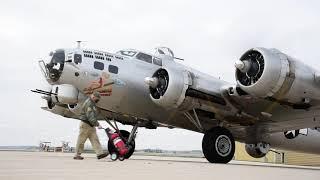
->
202 127 235 163
110 153 126 161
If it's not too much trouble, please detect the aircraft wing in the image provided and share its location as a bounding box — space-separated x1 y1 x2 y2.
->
145 47 320 141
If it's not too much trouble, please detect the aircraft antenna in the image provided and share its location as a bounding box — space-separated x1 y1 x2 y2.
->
76 41 82 49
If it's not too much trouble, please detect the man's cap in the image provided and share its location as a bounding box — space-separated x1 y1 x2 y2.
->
93 92 101 99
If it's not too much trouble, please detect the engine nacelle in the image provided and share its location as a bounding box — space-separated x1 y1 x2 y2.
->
145 68 191 109
235 47 320 106
245 143 270 158
46 104 69 117
51 84 79 104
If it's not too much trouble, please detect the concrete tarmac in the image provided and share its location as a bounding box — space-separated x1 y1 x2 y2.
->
0 151 319 180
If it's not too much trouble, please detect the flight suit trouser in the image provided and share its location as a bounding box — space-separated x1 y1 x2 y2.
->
75 121 104 156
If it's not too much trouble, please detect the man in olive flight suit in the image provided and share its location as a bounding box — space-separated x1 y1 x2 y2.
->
73 92 109 160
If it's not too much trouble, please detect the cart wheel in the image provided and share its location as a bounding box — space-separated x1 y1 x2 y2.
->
108 130 135 159
118 156 125 161
111 153 118 161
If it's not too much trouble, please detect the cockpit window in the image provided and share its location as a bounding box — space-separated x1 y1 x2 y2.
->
119 50 137 57
153 57 162 66
74 54 82 64
136 52 152 63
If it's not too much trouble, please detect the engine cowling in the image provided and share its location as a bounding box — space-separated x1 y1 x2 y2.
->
245 143 270 158
235 47 320 106
145 68 191 109
51 84 79 104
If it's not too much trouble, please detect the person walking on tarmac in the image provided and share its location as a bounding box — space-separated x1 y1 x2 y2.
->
73 92 109 160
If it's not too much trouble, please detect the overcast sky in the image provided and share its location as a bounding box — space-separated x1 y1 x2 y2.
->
0 0 320 150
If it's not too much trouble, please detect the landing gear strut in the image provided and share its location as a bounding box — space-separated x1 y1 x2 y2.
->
202 127 235 163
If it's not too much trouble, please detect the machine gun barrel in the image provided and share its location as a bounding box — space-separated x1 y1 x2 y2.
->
31 89 57 96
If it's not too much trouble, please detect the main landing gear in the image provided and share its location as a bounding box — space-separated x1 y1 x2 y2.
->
202 127 235 163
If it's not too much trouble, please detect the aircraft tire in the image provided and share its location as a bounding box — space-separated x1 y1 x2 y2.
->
108 130 135 159
202 127 235 163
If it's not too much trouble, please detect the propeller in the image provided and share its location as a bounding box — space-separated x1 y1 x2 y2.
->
235 51 264 86
145 69 169 99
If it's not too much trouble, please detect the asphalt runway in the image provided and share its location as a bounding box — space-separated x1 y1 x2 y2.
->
0 151 319 180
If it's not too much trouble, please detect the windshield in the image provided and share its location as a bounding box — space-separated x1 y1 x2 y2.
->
136 52 152 63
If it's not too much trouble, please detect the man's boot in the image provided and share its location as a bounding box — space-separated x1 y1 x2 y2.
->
97 152 109 159
73 155 84 160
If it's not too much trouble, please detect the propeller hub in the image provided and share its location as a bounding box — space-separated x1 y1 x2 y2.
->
144 77 159 88
147 69 169 99
235 60 252 73
235 60 245 70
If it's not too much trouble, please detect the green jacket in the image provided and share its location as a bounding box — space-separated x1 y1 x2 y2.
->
79 97 99 127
